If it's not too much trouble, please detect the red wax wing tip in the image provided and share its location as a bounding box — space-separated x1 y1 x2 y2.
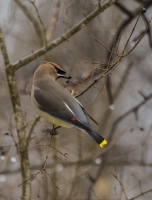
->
71 117 76 121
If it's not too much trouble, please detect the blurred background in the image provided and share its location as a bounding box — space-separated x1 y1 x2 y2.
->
0 0 152 199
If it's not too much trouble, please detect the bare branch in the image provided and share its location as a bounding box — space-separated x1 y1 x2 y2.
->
108 93 152 141
75 13 151 98
2 158 152 175
14 0 44 46
100 1 152 128
28 0 47 46
0 27 31 200
26 116 40 148
0 27 10 66
112 173 128 200
86 93 152 200
46 1 60 42
129 188 152 200
121 8 142 55
9 0 118 72
84 28 124 57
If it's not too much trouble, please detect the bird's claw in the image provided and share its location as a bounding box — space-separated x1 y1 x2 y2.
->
47 128 58 136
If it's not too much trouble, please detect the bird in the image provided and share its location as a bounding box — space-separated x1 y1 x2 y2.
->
31 62 107 148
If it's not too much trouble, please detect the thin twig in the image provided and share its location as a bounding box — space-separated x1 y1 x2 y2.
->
75 16 151 98
26 116 40 148
129 188 152 200
2 157 152 176
112 173 128 200
134 13 152 49
28 0 47 46
34 143 67 159
14 0 44 46
108 92 152 141
18 138 61 191
9 0 118 72
84 28 124 57
121 7 142 55
46 1 60 42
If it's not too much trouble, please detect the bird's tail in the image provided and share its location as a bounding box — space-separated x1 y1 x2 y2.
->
86 129 107 148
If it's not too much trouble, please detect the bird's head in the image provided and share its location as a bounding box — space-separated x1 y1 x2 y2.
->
34 62 71 81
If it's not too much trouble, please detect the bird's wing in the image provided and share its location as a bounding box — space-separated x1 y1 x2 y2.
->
34 87 74 121
74 98 99 125
34 87 92 132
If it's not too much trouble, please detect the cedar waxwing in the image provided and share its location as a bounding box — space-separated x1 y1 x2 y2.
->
31 62 107 148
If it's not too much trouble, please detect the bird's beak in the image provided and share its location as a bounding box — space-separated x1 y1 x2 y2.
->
57 72 71 80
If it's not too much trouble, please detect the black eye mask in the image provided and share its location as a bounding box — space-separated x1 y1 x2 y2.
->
55 67 72 80
55 67 66 75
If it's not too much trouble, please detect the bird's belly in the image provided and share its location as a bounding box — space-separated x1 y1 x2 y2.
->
34 105 72 128
40 110 72 128
31 92 72 128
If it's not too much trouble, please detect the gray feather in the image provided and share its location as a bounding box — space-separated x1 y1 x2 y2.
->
34 77 92 131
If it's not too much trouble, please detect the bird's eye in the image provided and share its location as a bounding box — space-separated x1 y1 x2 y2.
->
54 67 66 74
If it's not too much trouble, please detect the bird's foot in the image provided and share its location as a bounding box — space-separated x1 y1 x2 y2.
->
47 126 61 137
47 128 58 136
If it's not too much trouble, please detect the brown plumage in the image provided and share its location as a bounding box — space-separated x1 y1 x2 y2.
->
31 62 107 147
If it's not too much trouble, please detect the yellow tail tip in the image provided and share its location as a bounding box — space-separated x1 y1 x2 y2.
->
99 140 107 148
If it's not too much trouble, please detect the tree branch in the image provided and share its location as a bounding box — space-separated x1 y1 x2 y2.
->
26 116 40 148
28 0 47 46
86 91 152 200
1 158 152 175
129 188 152 200
75 21 149 98
108 92 152 141
99 1 152 135
9 0 117 72
14 0 44 46
0 27 10 66
0 27 31 200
